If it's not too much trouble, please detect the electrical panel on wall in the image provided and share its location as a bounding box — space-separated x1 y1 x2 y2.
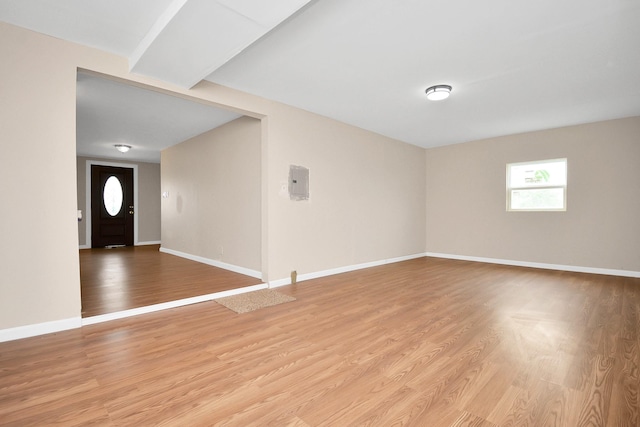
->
289 165 309 201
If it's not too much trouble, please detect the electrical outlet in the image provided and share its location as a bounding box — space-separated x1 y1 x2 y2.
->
291 270 297 284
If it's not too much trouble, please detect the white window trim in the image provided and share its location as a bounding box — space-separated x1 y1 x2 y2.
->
506 158 567 212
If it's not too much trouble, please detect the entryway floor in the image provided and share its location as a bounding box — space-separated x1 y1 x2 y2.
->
79 245 262 317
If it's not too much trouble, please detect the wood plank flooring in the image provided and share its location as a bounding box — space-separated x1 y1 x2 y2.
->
80 245 262 317
2 257 639 425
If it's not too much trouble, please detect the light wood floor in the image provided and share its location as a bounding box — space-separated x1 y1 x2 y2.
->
80 245 262 317
2 257 639 425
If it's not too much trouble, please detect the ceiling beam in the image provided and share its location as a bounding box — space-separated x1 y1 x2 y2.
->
129 0 311 89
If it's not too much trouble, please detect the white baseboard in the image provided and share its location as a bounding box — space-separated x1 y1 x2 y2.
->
7 251 633 342
268 251 640 288
79 241 160 250
82 283 267 326
269 252 427 288
426 252 640 278
137 240 161 246
268 277 292 288
0 317 82 343
159 247 262 279
1 283 270 340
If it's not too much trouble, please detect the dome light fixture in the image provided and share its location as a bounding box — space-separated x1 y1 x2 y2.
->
425 84 452 101
114 144 131 153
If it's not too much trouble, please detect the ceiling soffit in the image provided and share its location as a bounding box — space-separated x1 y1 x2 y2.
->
130 0 311 88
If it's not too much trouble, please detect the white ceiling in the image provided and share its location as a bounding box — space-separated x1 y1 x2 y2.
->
76 73 241 163
2 0 640 157
129 0 311 88
208 0 640 147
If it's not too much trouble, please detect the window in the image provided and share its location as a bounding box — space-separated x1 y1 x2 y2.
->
507 158 567 211
103 175 124 216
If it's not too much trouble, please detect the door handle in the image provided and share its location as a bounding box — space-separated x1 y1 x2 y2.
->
129 210 134 215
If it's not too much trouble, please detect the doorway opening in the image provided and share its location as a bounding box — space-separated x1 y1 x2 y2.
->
76 71 265 322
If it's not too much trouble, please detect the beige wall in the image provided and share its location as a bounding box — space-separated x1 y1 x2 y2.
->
76 157 161 247
161 117 261 271
266 104 426 278
137 161 162 243
4 19 635 335
0 21 425 332
0 22 81 328
425 116 640 272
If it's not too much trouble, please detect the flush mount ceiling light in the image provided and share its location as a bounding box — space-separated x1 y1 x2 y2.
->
425 85 452 101
114 144 131 153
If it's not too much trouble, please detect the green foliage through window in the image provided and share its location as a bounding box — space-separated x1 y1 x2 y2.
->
507 159 567 211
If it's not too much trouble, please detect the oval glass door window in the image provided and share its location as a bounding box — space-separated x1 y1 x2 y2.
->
103 175 123 216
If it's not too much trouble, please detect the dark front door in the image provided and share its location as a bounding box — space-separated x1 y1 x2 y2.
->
91 165 134 248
